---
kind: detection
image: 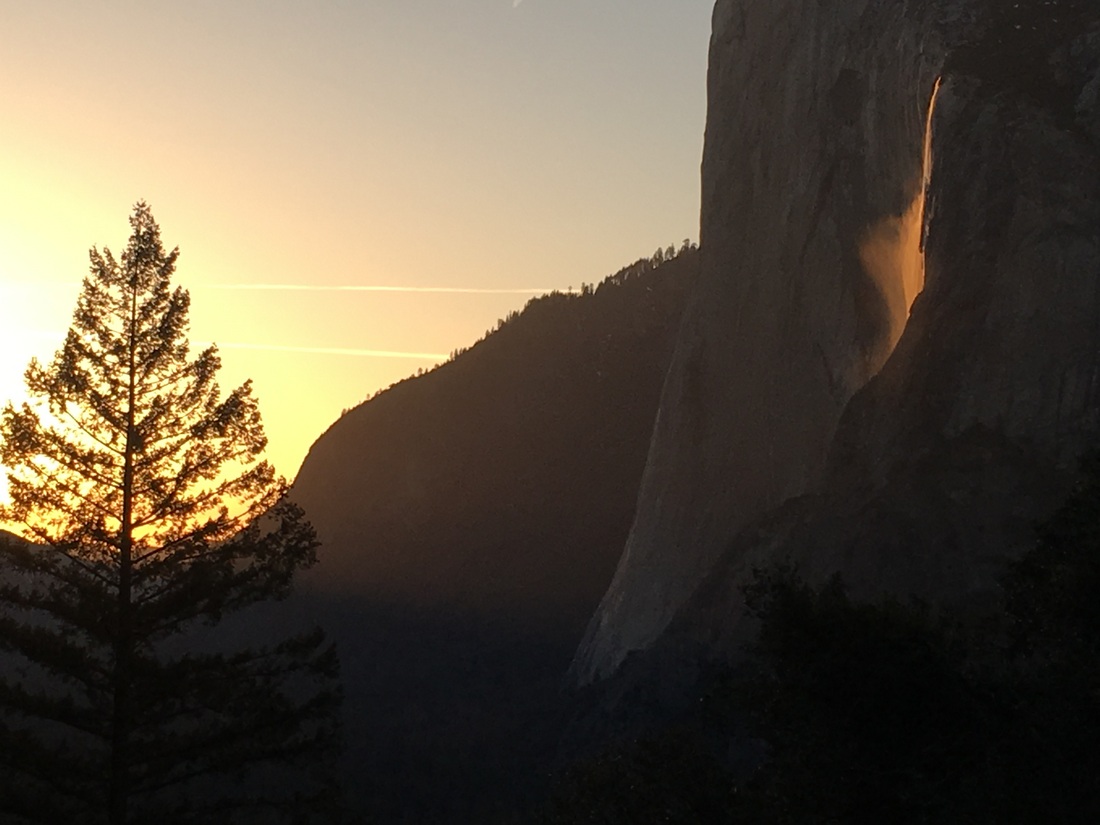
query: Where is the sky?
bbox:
[0,0,713,482]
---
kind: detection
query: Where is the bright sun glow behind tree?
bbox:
[0,1,713,485]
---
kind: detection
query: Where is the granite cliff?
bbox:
[574,0,1100,683]
[572,0,944,683]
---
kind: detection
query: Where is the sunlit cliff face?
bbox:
[859,78,942,354]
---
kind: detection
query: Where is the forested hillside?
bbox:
[294,245,695,634]
[289,245,697,821]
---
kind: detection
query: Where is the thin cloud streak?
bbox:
[206,341,447,361]
[4,280,559,296]
[14,330,446,362]
[199,284,556,295]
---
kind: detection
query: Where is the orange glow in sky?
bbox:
[0,2,711,482]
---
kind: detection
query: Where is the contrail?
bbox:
[4,280,560,296]
[206,342,447,361]
[13,330,447,362]
[7,328,447,362]
[199,284,554,295]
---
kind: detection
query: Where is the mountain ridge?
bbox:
[288,246,697,820]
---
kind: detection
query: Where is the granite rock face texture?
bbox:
[577,2,1100,682]
[571,0,943,684]
[835,78,1100,489]
[794,39,1100,593]
[665,35,1100,661]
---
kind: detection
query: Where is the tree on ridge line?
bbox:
[0,202,342,823]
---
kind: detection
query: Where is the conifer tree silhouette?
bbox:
[0,202,341,824]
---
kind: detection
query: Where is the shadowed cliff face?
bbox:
[576,2,1100,686]
[798,46,1100,589]
[571,0,943,684]
[660,25,1100,666]
[835,73,1100,488]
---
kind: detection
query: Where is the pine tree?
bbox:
[0,202,342,823]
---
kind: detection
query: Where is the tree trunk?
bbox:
[109,285,139,825]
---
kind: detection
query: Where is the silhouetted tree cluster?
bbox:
[351,240,699,409]
[538,451,1100,823]
[0,203,342,824]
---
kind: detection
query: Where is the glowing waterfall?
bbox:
[859,77,942,350]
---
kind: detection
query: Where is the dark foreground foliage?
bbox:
[0,204,343,824]
[537,454,1100,824]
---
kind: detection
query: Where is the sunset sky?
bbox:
[0,1,712,481]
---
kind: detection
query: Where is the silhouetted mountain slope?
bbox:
[288,248,696,821]
[293,247,696,637]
